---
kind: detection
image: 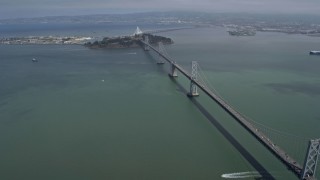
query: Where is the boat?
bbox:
[32,58,38,62]
[309,51,320,55]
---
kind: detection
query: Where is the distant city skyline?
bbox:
[1,0,320,19]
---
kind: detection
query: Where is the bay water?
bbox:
[0,23,320,179]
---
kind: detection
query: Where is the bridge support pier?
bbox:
[169,63,178,77]
[157,54,165,64]
[187,61,199,97]
[301,139,320,180]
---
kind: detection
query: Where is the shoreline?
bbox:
[0,36,92,45]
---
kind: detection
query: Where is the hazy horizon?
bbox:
[1,0,320,19]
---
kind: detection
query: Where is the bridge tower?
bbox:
[133,26,143,36]
[143,35,150,51]
[157,42,165,64]
[187,61,199,97]
[301,139,320,180]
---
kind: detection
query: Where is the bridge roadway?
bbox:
[144,27,195,34]
[140,40,305,178]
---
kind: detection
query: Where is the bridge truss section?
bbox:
[302,139,320,180]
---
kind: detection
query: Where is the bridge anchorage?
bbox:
[140,36,320,180]
[169,62,178,77]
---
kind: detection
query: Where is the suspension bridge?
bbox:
[133,26,194,36]
[135,28,320,180]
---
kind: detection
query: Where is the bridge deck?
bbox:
[140,40,304,178]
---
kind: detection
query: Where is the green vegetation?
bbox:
[84,34,173,49]
[227,27,256,36]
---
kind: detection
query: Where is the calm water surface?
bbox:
[0,24,319,179]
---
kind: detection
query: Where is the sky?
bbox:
[1,0,320,19]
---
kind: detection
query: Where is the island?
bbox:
[226,25,256,36]
[227,27,256,36]
[84,34,173,49]
[0,33,173,48]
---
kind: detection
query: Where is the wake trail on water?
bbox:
[221,171,262,179]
